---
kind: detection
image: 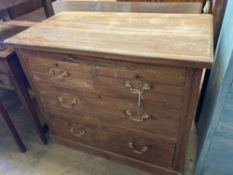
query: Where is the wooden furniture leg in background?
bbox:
[15,85,48,144]
[196,0,227,122]
[41,0,54,17]
[212,0,227,49]
[1,23,48,145]
[0,101,26,152]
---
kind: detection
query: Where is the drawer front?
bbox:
[0,60,9,74]
[39,84,181,141]
[50,117,175,167]
[25,52,186,100]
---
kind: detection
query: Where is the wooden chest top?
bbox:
[5,12,213,68]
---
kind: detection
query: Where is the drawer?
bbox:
[0,60,9,74]
[0,73,13,88]
[51,118,175,167]
[33,71,185,103]
[38,82,183,110]
[40,85,181,141]
[26,52,186,99]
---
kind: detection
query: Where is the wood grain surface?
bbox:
[6,12,213,68]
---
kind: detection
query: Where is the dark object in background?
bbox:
[195,0,227,122]
[0,100,26,152]
[0,0,54,20]
[0,46,47,145]
[212,0,227,48]
[6,0,43,19]
[0,0,54,147]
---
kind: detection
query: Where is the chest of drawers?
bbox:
[5,12,213,174]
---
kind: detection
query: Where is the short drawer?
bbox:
[40,84,181,141]
[25,52,186,99]
[51,118,175,167]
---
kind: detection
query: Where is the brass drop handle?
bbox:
[124,81,151,106]
[48,67,70,80]
[124,81,151,92]
[58,96,77,109]
[128,142,149,154]
[70,127,86,138]
[125,110,151,122]
[125,80,132,88]
[142,83,151,91]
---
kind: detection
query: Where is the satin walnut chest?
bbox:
[6,12,213,175]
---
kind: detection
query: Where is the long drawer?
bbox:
[39,84,181,141]
[50,117,175,167]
